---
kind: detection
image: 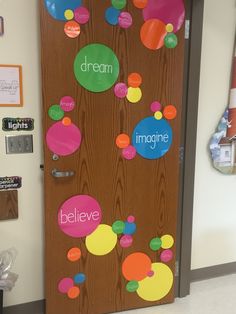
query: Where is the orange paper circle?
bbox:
[128,73,142,88]
[67,247,81,262]
[64,21,81,39]
[122,252,152,281]
[163,105,177,120]
[116,134,130,148]
[67,286,80,299]
[133,0,148,9]
[140,19,167,50]
[62,117,72,126]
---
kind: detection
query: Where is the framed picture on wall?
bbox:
[0,65,23,107]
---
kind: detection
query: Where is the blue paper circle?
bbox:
[44,0,82,21]
[74,273,86,284]
[105,7,120,25]
[123,222,136,235]
[132,117,173,160]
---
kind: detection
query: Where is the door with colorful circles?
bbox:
[40,0,187,313]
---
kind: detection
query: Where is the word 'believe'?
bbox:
[60,208,100,224]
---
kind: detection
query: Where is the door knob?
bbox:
[51,168,75,178]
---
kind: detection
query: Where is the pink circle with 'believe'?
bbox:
[114,83,128,98]
[160,249,173,262]
[74,7,90,24]
[120,235,133,248]
[58,278,74,294]
[60,96,75,112]
[58,195,102,238]
[46,121,82,156]
[122,145,137,160]
[118,12,133,29]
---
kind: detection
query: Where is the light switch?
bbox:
[5,135,33,154]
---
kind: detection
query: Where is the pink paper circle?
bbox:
[118,12,133,29]
[114,83,128,98]
[143,0,185,33]
[46,122,82,156]
[147,270,154,277]
[122,145,137,160]
[150,101,162,113]
[160,249,173,262]
[120,235,133,248]
[58,195,102,238]
[60,96,75,112]
[74,6,90,24]
[58,278,74,294]
[127,215,135,223]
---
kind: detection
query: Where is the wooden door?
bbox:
[40,1,186,313]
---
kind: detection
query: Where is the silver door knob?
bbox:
[51,168,75,178]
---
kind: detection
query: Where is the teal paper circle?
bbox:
[74,44,120,93]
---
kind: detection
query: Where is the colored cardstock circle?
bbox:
[122,252,152,281]
[116,133,130,148]
[154,111,163,120]
[67,247,81,262]
[140,19,167,50]
[164,33,178,48]
[60,96,75,112]
[118,12,133,29]
[74,44,120,92]
[105,7,120,26]
[44,0,82,21]
[112,220,125,234]
[114,83,128,98]
[85,224,117,256]
[161,234,174,249]
[126,280,139,292]
[142,0,185,33]
[127,87,142,103]
[48,104,64,121]
[128,73,142,88]
[64,9,74,20]
[122,145,137,160]
[64,21,81,38]
[58,195,102,238]
[74,273,86,284]
[120,235,133,248]
[58,278,74,294]
[46,121,82,156]
[133,0,148,9]
[150,101,162,113]
[112,0,127,10]
[160,249,173,263]
[67,286,80,299]
[149,237,162,251]
[163,105,177,120]
[132,117,173,160]
[74,6,90,24]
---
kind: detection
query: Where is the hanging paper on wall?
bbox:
[0,177,22,190]
[2,118,34,131]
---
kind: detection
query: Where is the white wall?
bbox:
[0,0,43,306]
[192,0,236,269]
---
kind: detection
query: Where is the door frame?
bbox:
[177,0,205,298]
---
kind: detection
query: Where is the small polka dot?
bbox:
[126,87,142,103]
[154,111,163,120]
[67,286,80,299]
[166,23,174,33]
[62,117,72,126]
[64,9,74,20]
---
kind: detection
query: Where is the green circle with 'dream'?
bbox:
[74,44,120,93]
[48,104,64,121]
[150,237,162,251]
[126,280,139,292]
[112,220,125,234]
[112,0,127,9]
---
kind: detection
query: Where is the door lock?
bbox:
[51,169,75,178]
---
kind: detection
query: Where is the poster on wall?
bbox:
[0,65,23,107]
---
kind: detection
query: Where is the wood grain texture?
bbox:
[0,190,18,220]
[40,1,186,313]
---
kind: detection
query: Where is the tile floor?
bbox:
[116,274,236,314]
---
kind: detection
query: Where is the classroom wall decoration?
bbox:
[41,1,186,313]
[210,40,236,174]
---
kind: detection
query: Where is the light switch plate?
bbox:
[5,135,33,154]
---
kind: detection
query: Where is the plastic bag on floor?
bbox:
[0,248,18,291]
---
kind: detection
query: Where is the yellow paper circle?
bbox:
[154,111,163,120]
[126,87,142,103]
[161,234,174,249]
[64,9,74,20]
[85,224,117,256]
[137,263,173,301]
[166,23,174,33]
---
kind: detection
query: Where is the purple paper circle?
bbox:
[58,278,74,294]
[74,6,90,24]
[147,270,154,277]
[58,195,102,238]
[114,83,128,98]
[127,215,135,223]
[122,145,137,160]
[46,122,82,156]
[143,0,185,33]
[60,96,75,112]
[150,101,162,113]
[118,12,133,29]
[160,249,173,262]
[120,235,133,248]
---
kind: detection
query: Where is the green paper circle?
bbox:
[164,33,178,49]
[112,220,125,234]
[126,281,139,293]
[112,0,127,9]
[74,44,120,93]
[48,104,64,121]
[149,237,162,251]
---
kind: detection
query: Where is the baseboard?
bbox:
[3,262,236,314]
[191,261,236,282]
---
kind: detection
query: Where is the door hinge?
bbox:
[175,261,179,277]
[179,146,185,164]
[185,20,190,39]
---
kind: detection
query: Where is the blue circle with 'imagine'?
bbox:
[132,117,173,160]
[44,0,82,21]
